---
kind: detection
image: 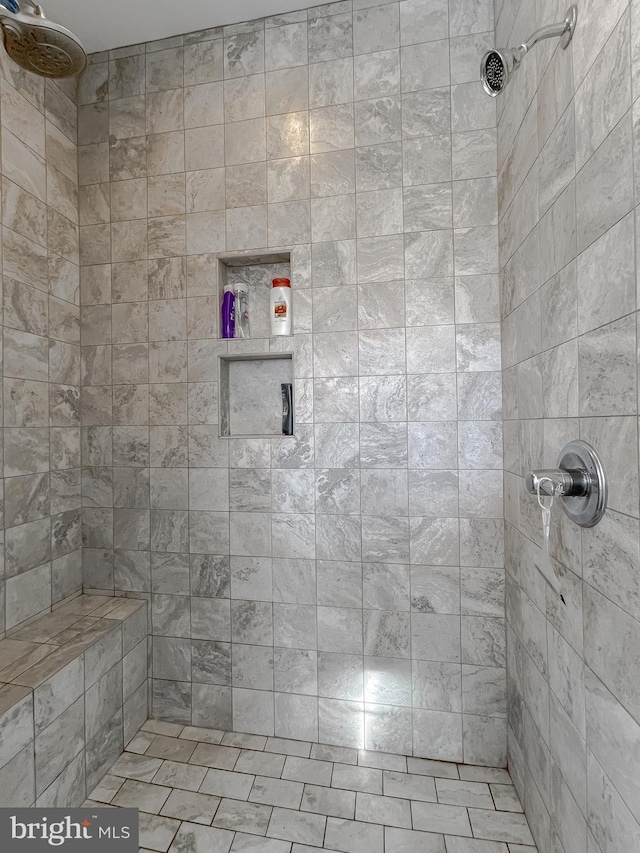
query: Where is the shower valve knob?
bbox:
[525,469,588,498]
[525,440,607,528]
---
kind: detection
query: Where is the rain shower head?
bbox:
[481,5,577,97]
[0,1,87,78]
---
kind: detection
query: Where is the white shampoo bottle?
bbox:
[270,277,292,336]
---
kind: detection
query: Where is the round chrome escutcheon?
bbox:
[557,440,607,528]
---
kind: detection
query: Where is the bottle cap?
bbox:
[223,284,235,293]
[234,283,249,294]
[272,278,291,287]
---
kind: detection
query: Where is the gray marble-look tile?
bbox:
[363,610,410,660]
[577,210,636,335]
[575,10,632,170]
[355,142,403,193]
[578,314,636,416]
[404,136,452,187]
[360,423,407,469]
[576,111,634,253]
[308,11,352,63]
[412,658,462,714]
[587,747,640,853]
[357,235,405,283]
[317,651,363,703]
[357,188,403,238]
[359,375,405,423]
[401,40,450,93]
[353,48,399,102]
[402,89,451,141]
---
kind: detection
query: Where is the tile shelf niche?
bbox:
[217,250,291,342]
[219,352,294,439]
[216,251,295,439]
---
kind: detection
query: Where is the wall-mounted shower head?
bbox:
[481,47,526,96]
[481,5,578,97]
[0,1,87,78]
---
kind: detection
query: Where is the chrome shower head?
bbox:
[481,47,525,96]
[0,1,87,78]
[481,5,578,97]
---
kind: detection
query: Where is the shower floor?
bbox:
[87,721,537,852]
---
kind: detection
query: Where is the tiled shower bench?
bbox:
[0,594,149,808]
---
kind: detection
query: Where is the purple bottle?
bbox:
[221,284,235,339]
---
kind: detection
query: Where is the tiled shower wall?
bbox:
[0,56,81,635]
[497,0,640,850]
[77,0,505,763]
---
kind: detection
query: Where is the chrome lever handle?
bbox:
[525,468,589,498]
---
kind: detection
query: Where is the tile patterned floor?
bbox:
[87,721,537,853]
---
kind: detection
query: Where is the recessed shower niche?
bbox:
[217,251,295,438]
[219,353,294,438]
[218,251,291,340]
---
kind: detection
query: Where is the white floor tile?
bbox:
[235,750,286,778]
[458,766,511,784]
[147,735,198,763]
[489,784,523,812]
[282,755,333,786]
[355,791,412,828]
[468,809,535,845]
[112,779,171,814]
[324,817,384,853]
[266,737,312,757]
[126,731,156,754]
[138,812,180,852]
[142,720,184,738]
[436,778,494,809]
[385,826,446,853]
[383,770,437,802]
[189,743,241,771]
[358,748,407,772]
[153,760,208,792]
[310,743,358,764]
[160,788,220,824]
[231,833,291,853]
[111,752,163,782]
[250,775,305,809]
[89,773,125,803]
[301,782,355,819]
[411,801,473,837]
[100,724,538,853]
[331,762,382,794]
[445,835,507,853]
[167,822,233,853]
[267,806,326,846]
[213,798,273,835]
[179,726,226,745]
[222,732,268,750]
[445,838,508,853]
[407,757,459,779]
[292,846,340,853]
[200,768,256,800]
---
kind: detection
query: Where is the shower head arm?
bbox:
[521,5,578,52]
[522,22,568,51]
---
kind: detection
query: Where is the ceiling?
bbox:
[43,0,314,53]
